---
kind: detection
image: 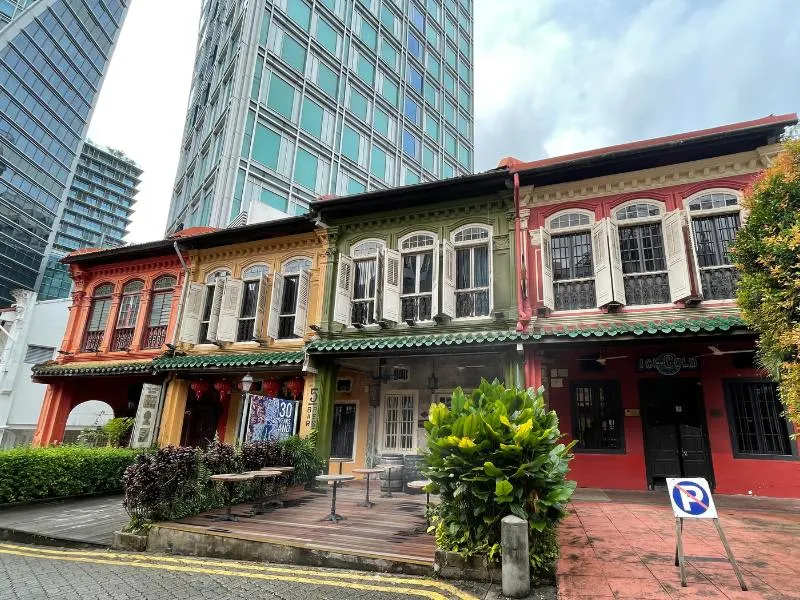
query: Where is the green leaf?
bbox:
[495,479,513,497]
[483,461,503,478]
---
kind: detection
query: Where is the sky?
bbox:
[88,0,800,244]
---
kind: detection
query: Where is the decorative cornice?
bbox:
[194,233,323,263]
[521,149,768,208]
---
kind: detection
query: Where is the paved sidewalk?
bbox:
[558,490,800,599]
[0,495,127,547]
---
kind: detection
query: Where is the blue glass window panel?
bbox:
[405,169,420,185]
[444,130,456,155]
[300,98,324,138]
[458,141,471,168]
[374,107,391,138]
[281,35,307,72]
[380,38,398,70]
[404,96,421,125]
[408,33,423,60]
[380,4,396,35]
[458,112,470,137]
[444,71,455,94]
[381,76,399,106]
[260,189,289,212]
[350,87,369,120]
[267,74,295,119]
[287,0,312,30]
[358,16,377,50]
[408,67,423,93]
[370,145,387,179]
[425,115,439,141]
[341,126,361,161]
[403,130,420,160]
[356,54,375,85]
[252,124,281,169]
[294,148,319,190]
[446,44,457,68]
[316,17,339,55]
[458,86,470,110]
[347,177,366,195]
[318,62,339,98]
[410,3,425,30]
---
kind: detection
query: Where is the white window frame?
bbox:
[350,238,385,326]
[683,189,743,301]
[380,389,419,453]
[544,209,597,311]
[198,268,231,343]
[398,231,438,322]
[236,264,269,342]
[277,257,313,340]
[451,224,493,320]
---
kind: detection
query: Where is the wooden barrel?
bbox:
[378,453,404,492]
[403,454,426,493]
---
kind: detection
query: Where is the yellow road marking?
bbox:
[0,544,479,600]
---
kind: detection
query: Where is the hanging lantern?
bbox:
[213,378,232,400]
[286,375,304,399]
[263,377,281,398]
[189,380,209,401]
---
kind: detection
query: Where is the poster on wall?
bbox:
[245,395,299,442]
[131,383,162,448]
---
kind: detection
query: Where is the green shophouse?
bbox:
[306,172,531,477]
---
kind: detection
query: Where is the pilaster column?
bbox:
[158,379,190,446]
[312,361,339,462]
[131,289,153,351]
[33,383,73,446]
[61,290,85,353]
[99,292,122,353]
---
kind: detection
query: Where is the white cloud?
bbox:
[87,0,200,244]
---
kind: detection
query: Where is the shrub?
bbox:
[0,446,140,504]
[122,435,324,532]
[102,417,134,447]
[424,379,575,583]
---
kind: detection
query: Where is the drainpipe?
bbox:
[170,241,190,346]
[513,173,532,331]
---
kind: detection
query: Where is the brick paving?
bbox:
[557,491,800,599]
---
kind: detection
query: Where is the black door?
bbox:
[181,392,221,448]
[330,404,357,459]
[640,379,713,488]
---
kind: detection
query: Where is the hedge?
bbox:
[0,446,141,504]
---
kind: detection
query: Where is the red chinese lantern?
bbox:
[263,377,281,398]
[190,380,209,401]
[286,375,304,399]
[213,379,232,400]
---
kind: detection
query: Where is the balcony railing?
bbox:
[142,324,168,349]
[81,330,104,352]
[554,279,596,310]
[623,272,671,306]
[700,266,738,300]
[456,290,490,318]
[351,300,375,326]
[401,295,432,322]
[111,327,135,351]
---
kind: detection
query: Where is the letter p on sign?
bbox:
[666,477,717,519]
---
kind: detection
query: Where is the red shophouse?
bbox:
[30,230,210,446]
[508,114,800,497]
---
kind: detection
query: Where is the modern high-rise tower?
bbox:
[39,140,142,300]
[0,0,130,305]
[166,0,475,232]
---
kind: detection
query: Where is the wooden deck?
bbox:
[161,482,436,566]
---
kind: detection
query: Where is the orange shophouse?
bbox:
[507,114,800,498]
[30,229,212,446]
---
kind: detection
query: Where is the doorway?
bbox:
[330,403,357,459]
[639,379,714,489]
[181,392,221,448]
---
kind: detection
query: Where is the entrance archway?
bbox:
[65,400,114,444]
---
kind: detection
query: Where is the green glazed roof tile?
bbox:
[32,359,155,377]
[538,315,745,339]
[153,351,304,370]
[307,330,539,353]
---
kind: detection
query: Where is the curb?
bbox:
[0,527,109,550]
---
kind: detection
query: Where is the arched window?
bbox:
[200,269,231,342]
[277,257,313,339]
[237,265,270,342]
[545,210,596,310]
[82,284,113,351]
[452,225,492,318]
[350,239,385,325]
[112,280,144,350]
[399,232,436,321]
[685,190,742,300]
[612,201,670,305]
[143,276,176,349]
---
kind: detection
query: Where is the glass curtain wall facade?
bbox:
[39,141,141,300]
[167,0,474,233]
[0,0,129,305]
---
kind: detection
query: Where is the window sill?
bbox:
[452,315,493,322]
[731,452,798,461]
[228,341,260,349]
[572,448,627,455]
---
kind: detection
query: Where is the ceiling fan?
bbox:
[705,345,755,356]
[578,354,628,366]
[456,364,485,371]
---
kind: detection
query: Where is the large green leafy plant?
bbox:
[732,136,800,427]
[424,379,575,581]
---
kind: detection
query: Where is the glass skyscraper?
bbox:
[166,0,474,232]
[0,0,129,305]
[39,140,141,300]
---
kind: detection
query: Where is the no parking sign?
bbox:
[666,478,717,519]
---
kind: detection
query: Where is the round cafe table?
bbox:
[315,474,354,522]
[245,470,281,514]
[407,479,433,506]
[261,466,294,508]
[351,468,383,508]
[209,473,254,521]
[329,457,348,474]
[375,463,399,498]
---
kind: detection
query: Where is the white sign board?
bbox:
[667,477,717,519]
[130,383,162,448]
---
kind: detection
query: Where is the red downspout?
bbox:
[513,173,532,331]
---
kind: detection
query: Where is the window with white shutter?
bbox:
[275,257,313,338]
[347,239,384,326]
[235,264,269,341]
[399,232,437,322]
[452,225,492,318]
[144,276,176,349]
[613,201,669,305]
[685,190,742,300]
[198,270,231,342]
[382,249,401,322]
[24,345,55,364]
[112,280,144,351]
[82,283,114,351]
[546,211,596,310]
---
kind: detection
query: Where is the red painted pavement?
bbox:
[558,490,800,599]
